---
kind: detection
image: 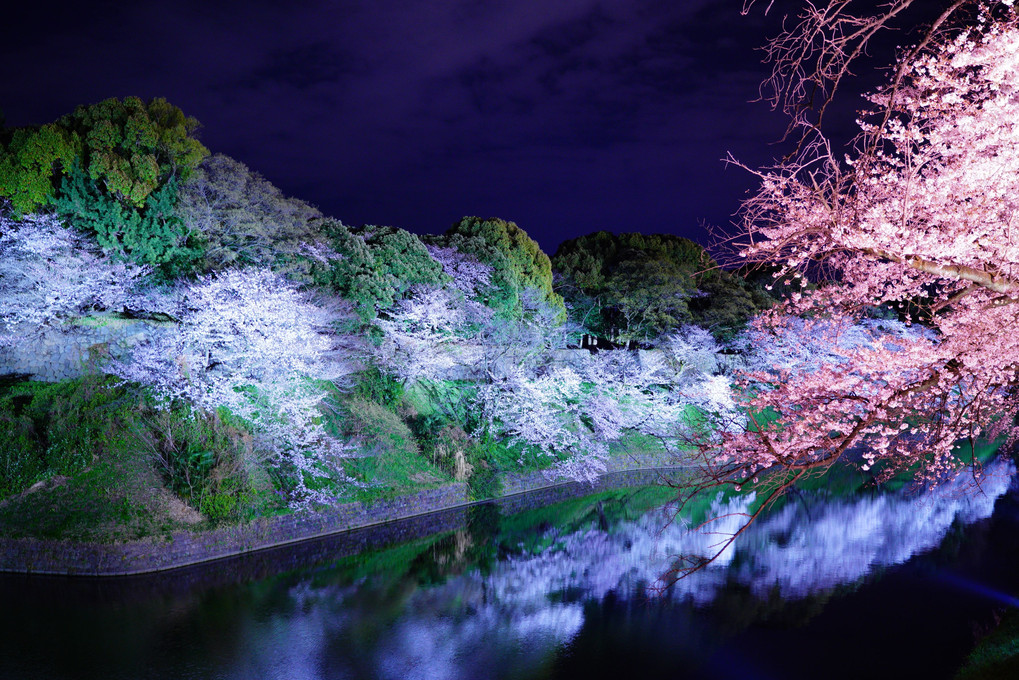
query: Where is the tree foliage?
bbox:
[0,97,207,216]
[360,225,445,299]
[433,216,564,319]
[311,220,445,320]
[59,96,207,207]
[552,231,761,342]
[0,124,78,216]
[688,271,769,341]
[0,98,208,276]
[52,161,199,274]
[177,153,323,274]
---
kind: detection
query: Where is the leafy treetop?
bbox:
[433,216,565,319]
[311,220,445,320]
[0,97,207,216]
[0,124,78,216]
[59,97,207,206]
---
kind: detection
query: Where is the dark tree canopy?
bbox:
[553,232,704,342]
[553,231,769,342]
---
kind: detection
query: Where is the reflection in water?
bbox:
[0,461,1014,680]
[728,462,1013,599]
[226,460,1014,679]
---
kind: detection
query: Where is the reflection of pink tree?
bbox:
[682,2,1019,573]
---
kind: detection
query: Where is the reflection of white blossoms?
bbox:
[231,460,1013,680]
[376,459,1013,678]
[730,459,1014,598]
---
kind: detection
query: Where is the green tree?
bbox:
[553,231,772,342]
[52,161,200,275]
[0,97,207,218]
[688,271,767,341]
[554,231,707,288]
[60,96,207,207]
[432,216,564,318]
[553,231,709,342]
[0,124,79,216]
[357,224,445,298]
[311,220,444,320]
[608,256,696,342]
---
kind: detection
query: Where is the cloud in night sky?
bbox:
[1,0,807,252]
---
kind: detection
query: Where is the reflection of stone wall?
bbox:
[0,468,686,577]
[0,319,162,381]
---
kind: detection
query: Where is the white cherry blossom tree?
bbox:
[111,268,361,505]
[0,214,148,343]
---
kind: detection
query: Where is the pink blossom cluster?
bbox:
[726,12,1019,487]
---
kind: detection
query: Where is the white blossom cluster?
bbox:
[426,245,493,297]
[374,276,741,482]
[0,214,148,344]
[109,268,361,505]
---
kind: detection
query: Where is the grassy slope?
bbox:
[0,377,198,541]
[1,367,1004,544]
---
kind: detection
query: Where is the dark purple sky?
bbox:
[1,1,901,254]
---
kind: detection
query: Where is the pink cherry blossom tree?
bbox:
[681,1,1019,572]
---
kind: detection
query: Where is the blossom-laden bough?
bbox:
[679,0,1019,577]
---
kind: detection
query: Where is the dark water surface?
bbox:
[2,461,1019,680]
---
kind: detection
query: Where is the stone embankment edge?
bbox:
[0,462,690,578]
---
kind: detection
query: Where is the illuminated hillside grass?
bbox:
[0,376,284,540]
[0,377,192,541]
[5,366,968,542]
[0,372,682,540]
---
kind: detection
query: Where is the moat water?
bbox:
[2,459,1018,680]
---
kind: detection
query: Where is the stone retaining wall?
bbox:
[0,317,162,382]
[0,466,685,577]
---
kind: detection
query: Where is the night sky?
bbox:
[1,1,911,254]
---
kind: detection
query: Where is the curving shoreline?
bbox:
[0,462,687,577]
